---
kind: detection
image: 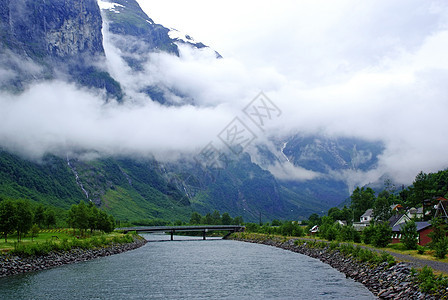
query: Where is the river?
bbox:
[0,234,375,299]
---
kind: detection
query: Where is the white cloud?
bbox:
[1,0,448,188]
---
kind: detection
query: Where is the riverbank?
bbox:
[229,233,444,299]
[0,236,147,278]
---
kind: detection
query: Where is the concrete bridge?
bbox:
[117,225,245,240]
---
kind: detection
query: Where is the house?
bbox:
[391,221,433,246]
[388,213,410,228]
[360,209,373,223]
[309,225,319,235]
[407,207,424,219]
[335,220,347,226]
[353,209,374,231]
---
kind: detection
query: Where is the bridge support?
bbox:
[203,230,206,240]
[171,231,174,241]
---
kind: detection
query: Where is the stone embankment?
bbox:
[0,238,147,278]
[232,236,439,300]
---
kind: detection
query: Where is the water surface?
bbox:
[0,234,374,299]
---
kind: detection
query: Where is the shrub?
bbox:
[434,237,448,259]
[400,220,418,250]
[329,241,339,250]
[325,226,338,241]
[418,266,435,293]
[417,245,426,255]
[362,225,375,244]
[372,223,392,248]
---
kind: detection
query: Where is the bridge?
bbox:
[117,225,245,240]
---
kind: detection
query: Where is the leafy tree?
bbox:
[307,214,321,226]
[221,212,232,225]
[87,202,99,233]
[372,223,392,248]
[328,207,342,221]
[271,219,282,226]
[201,213,213,225]
[435,237,448,259]
[30,224,40,241]
[325,225,339,241]
[400,220,418,250]
[410,171,431,209]
[190,212,202,225]
[350,187,376,221]
[428,218,447,249]
[0,199,17,243]
[15,199,33,242]
[232,216,243,225]
[211,210,221,225]
[338,225,359,242]
[44,209,57,229]
[33,204,45,228]
[373,196,392,222]
[67,201,90,236]
[362,225,375,244]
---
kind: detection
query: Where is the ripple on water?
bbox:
[0,235,375,299]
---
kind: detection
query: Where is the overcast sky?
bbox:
[136,0,448,184]
[1,0,448,187]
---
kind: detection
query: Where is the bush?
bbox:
[401,220,418,250]
[325,226,338,241]
[417,245,426,255]
[362,225,375,244]
[338,226,357,242]
[434,237,448,259]
[372,223,392,248]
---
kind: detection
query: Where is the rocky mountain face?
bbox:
[0,0,385,222]
[0,0,121,97]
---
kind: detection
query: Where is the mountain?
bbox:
[0,0,387,222]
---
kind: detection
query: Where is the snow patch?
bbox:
[169,28,198,44]
[97,0,124,13]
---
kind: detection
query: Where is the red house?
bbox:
[391,221,432,246]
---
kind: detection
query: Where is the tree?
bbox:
[88,203,99,233]
[30,224,40,241]
[411,171,431,209]
[15,199,33,242]
[373,196,392,222]
[211,210,221,225]
[44,209,57,229]
[33,204,45,228]
[328,207,342,221]
[221,213,232,225]
[401,220,418,250]
[232,216,243,225]
[350,187,376,221]
[67,201,90,236]
[190,212,202,225]
[372,223,392,248]
[0,199,17,243]
[428,218,446,249]
[307,213,321,226]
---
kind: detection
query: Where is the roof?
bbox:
[388,214,402,227]
[361,209,373,218]
[392,221,431,233]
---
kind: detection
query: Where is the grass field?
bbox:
[0,229,127,253]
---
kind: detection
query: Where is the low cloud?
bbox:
[1,1,448,187]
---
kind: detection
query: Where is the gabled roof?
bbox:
[392,221,431,233]
[388,213,410,227]
[361,209,373,218]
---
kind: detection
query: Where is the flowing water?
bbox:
[0,235,375,299]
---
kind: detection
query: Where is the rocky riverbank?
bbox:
[230,235,440,300]
[0,237,147,278]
